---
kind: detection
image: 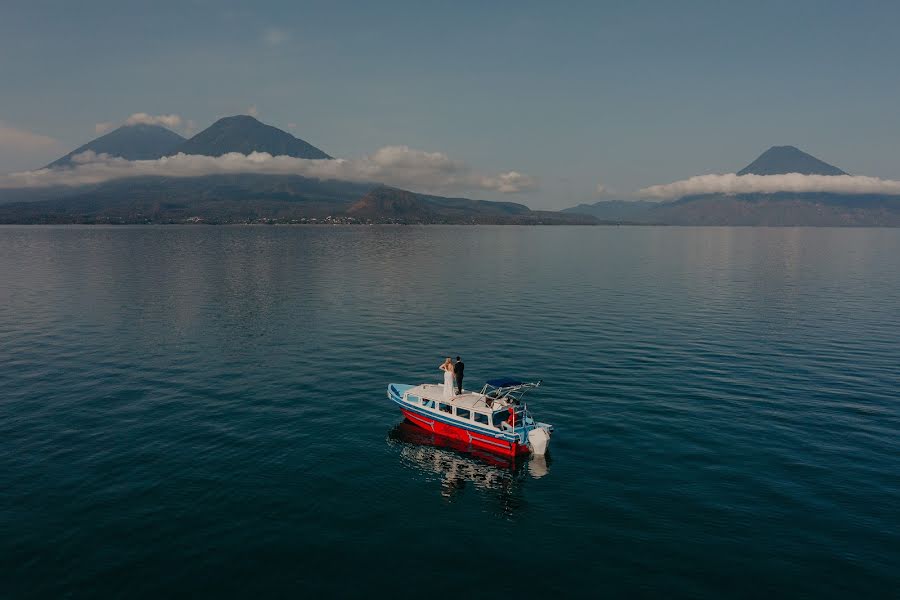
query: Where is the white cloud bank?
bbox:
[124,113,183,129]
[95,121,116,135]
[0,122,62,152]
[95,113,185,136]
[640,173,900,199]
[0,121,65,173]
[0,145,538,195]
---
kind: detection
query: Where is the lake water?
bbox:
[1,225,898,598]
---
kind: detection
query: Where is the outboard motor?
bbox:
[527,426,551,456]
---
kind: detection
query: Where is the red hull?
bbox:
[401,408,530,457]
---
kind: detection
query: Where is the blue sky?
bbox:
[2,0,900,208]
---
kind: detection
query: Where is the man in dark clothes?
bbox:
[454,356,465,395]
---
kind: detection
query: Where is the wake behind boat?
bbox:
[387,378,553,457]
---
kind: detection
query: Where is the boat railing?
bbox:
[478,379,542,404]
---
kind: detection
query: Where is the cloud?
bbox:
[124,113,183,129]
[362,146,536,193]
[478,171,536,193]
[246,105,259,118]
[0,121,65,174]
[94,113,186,136]
[287,122,297,130]
[639,173,900,199]
[0,146,538,195]
[262,28,290,46]
[95,122,115,135]
[595,183,607,196]
[0,122,62,152]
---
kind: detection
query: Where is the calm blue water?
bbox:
[1,225,898,598]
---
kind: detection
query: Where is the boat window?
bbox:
[439,403,452,413]
[493,411,518,428]
[429,400,435,408]
[474,413,489,425]
[407,395,419,404]
[456,408,470,419]
[421,397,429,406]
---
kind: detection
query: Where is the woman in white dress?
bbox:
[439,357,455,399]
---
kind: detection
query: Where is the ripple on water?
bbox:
[0,225,898,598]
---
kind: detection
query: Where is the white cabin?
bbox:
[402,383,531,432]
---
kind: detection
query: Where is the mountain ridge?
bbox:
[175,115,331,159]
[0,176,595,224]
[737,145,846,176]
[561,199,659,222]
[2,115,588,224]
[47,124,185,168]
[639,146,898,225]
[18,129,900,226]
[559,145,899,226]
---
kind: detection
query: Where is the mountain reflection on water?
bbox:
[387,421,549,510]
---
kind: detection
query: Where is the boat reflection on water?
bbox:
[387,421,550,510]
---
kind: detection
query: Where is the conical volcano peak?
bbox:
[215,114,263,125]
[46,123,185,168]
[175,115,331,159]
[738,145,846,176]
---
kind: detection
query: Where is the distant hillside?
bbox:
[640,145,899,226]
[0,177,595,224]
[348,187,426,218]
[648,192,900,226]
[346,185,530,221]
[176,115,331,159]
[558,146,900,226]
[344,186,586,224]
[737,145,846,176]
[644,146,900,225]
[561,200,657,222]
[30,125,895,226]
[47,124,185,168]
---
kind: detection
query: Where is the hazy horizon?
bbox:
[3,1,900,209]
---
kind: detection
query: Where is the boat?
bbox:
[387,377,553,457]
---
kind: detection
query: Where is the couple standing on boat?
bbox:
[439,356,465,399]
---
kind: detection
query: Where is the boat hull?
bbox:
[400,407,530,457]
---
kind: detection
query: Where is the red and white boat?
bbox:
[387,378,553,457]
